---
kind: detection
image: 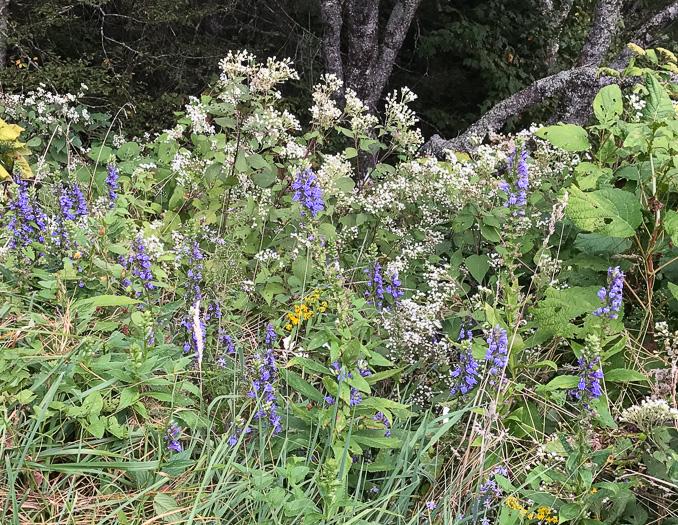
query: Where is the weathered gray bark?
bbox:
[552,0,622,125]
[0,0,9,68]
[422,66,598,156]
[540,0,575,73]
[422,0,678,156]
[318,0,423,110]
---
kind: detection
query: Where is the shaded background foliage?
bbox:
[1,0,678,137]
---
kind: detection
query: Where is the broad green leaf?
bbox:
[153,493,180,523]
[540,375,580,391]
[465,254,489,283]
[261,282,286,305]
[565,186,642,238]
[118,387,139,410]
[116,141,140,160]
[76,295,141,308]
[536,124,590,151]
[668,282,678,302]
[593,84,623,127]
[663,210,678,245]
[531,286,599,337]
[351,433,403,449]
[642,74,674,121]
[604,368,648,382]
[558,503,583,522]
[287,357,331,375]
[573,233,631,255]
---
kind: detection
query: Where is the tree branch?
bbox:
[573,0,622,68]
[610,0,678,71]
[421,66,598,156]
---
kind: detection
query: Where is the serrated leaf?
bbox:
[565,186,642,238]
[664,210,678,245]
[531,286,599,337]
[593,84,623,127]
[153,493,180,522]
[642,74,675,122]
[536,124,590,151]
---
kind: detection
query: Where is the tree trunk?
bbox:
[318,0,423,110]
[0,0,9,68]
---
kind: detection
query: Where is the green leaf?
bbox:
[75,295,141,310]
[287,357,331,375]
[345,147,358,159]
[642,74,675,121]
[668,282,678,302]
[116,142,140,160]
[292,256,312,283]
[573,233,631,255]
[261,282,286,305]
[281,370,325,403]
[87,145,113,163]
[334,177,355,193]
[351,433,403,449]
[540,375,580,391]
[536,124,590,152]
[465,254,490,283]
[558,503,582,523]
[604,368,648,382]
[531,286,599,337]
[153,493,180,523]
[664,210,678,245]
[593,84,623,127]
[565,186,642,238]
[118,387,138,410]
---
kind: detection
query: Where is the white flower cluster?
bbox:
[317,152,353,195]
[171,149,209,191]
[620,397,678,433]
[627,94,647,122]
[311,74,343,128]
[0,84,91,130]
[254,248,282,266]
[244,107,300,146]
[185,96,215,135]
[344,89,378,135]
[218,51,298,99]
[384,87,423,153]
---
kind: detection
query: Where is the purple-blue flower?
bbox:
[292,168,324,217]
[364,261,403,310]
[485,325,508,386]
[569,355,604,403]
[500,145,529,214]
[450,324,480,396]
[5,176,48,250]
[106,165,119,205]
[373,411,391,436]
[249,325,282,435]
[593,266,624,319]
[120,236,155,296]
[164,421,182,452]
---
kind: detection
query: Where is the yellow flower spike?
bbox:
[590,488,597,494]
[285,324,292,330]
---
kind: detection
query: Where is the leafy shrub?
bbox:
[1,46,678,524]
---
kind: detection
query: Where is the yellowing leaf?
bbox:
[0,123,24,141]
